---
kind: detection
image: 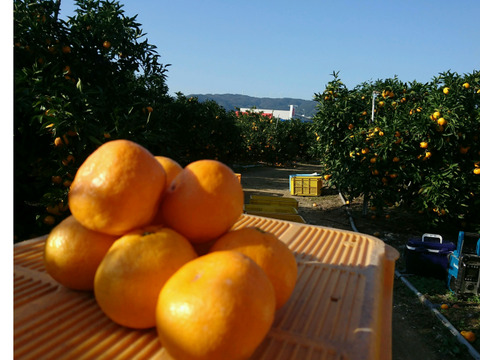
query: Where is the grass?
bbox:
[407,276,480,335]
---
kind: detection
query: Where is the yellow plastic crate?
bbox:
[244,203,298,214]
[290,176,323,196]
[249,195,299,209]
[14,215,399,360]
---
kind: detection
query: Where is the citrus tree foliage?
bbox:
[311,71,480,231]
[14,1,480,240]
[235,110,314,165]
[154,94,243,166]
[14,0,169,240]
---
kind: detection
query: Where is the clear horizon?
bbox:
[50,0,480,100]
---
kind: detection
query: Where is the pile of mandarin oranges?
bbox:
[43,139,298,360]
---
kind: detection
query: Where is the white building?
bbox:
[239,105,297,120]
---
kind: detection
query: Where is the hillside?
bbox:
[187,93,318,118]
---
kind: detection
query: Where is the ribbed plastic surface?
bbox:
[14,214,399,360]
[243,212,307,224]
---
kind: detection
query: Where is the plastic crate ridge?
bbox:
[15,215,399,360]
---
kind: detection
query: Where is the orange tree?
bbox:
[154,94,242,166]
[14,0,170,241]
[234,109,314,165]
[311,71,480,231]
[413,71,480,228]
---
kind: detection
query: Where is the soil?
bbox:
[234,161,476,360]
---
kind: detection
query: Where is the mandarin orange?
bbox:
[150,156,184,225]
[210,226,298,309]
[154,156,183,190]
[68,139,166,235]
[156,250,275,360]
[94,226,197,329]
[44,215,118,290]
[159,159,243,243]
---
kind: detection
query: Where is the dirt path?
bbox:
[239,163,353,231]
[236,162,467,360]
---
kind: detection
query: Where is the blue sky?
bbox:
[57,0,479,100]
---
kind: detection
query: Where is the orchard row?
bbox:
[14,0,479,241]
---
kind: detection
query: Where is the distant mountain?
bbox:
[187,93,318,118]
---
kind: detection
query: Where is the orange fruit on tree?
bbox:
[210,226,298,309]
[51,175,62,184]
[46,204,61,215]
[156,250,275,360]
[437,117,447,126]
[94,226,197,329]
[54,137,64,148]
[62,154,75,166]
[68,139,166,235]
[159,159,244,243]
[43,215,56,226]
[44,215,118,291]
